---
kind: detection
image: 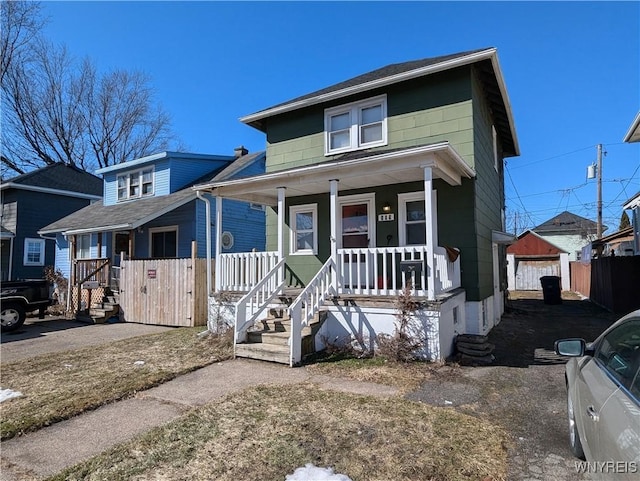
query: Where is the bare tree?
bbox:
[1,2,177,175]
[0,0,46,84]
[80,61,173,169]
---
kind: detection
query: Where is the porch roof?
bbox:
[38,189,196,236]
[193,142,474,206]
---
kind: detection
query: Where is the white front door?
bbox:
[338,194,375,288]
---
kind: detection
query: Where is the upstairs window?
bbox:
[325,95,387,155]
[117,168,154,201]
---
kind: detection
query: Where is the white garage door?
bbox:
[515,259,560,290]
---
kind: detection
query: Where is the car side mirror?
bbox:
[554,338,586,357]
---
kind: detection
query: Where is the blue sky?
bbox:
[40,1,639,234]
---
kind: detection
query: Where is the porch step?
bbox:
[247,330,290,346]
[235,343,290,364]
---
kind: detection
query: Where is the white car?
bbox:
[555,309,640,480]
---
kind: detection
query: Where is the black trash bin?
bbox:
[540,276,562,304]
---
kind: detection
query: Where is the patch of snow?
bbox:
[285,464,352,481]
[444,400,453,405]
[0,388,23,403]
[133,360,145,366]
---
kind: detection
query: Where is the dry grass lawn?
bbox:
[51,384,508,481]
[1,327,232,440]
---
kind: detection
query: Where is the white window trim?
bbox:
[117,167,155,202]
[324,94,387,155]
[23,238,45,266]
[76,234,92,260]
[148,225,178,258]
[337,193,376,249]
[398,192,426,246]
[289,204,318,255]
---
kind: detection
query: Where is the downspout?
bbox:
[196,191,212,299]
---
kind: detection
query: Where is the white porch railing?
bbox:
[218,251,279,291]
[234,258,285,344]
[434,246,461,294]
[289,258,336,366]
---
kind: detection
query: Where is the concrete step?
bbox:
[235,343,290,364]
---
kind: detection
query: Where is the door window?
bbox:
[341,203,369,248]
[398,192,427,246]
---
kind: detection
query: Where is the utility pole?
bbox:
[596,143,603,239]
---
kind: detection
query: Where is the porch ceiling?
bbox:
[194,142,475,206]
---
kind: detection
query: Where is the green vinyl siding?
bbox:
[265,67,474,172]
[262,65,507,301]
[469,67,506,300]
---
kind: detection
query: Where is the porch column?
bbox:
[423,167,435,299]
[277,187,286,282]
[214,196,222,292]
[329,179,339,290]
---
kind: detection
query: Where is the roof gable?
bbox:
[507,230,567,255]
[533,211,602,235]
[240,47,519,157]
[2,162,102,197]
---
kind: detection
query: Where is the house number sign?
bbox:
[147,269,157,279]
[378,213,394,222]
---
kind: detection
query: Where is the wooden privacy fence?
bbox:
[589,256,640,314]
[119,258,212,327]
[570,261,591,298]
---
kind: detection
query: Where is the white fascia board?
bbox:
[96,152,234,175]
[623,111,640,143]
[195,143,473,193]
[489,51,520,156]
[60,224,133,236]
[0,182,102,200]
[623,192,640,209]
[241,49,497,124]
[95,152,170,174]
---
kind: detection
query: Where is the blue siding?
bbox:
[221,198,266,253]
[55,235,71,279]
[102,158,171,205]
[169,158,231,191]
[134,201,198,258]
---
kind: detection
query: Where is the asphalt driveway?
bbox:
[407,291,620,481]
[1,315,173,363]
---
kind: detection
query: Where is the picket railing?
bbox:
[218,251,279,291]
[234,258,285,344]
[288,258,336,365]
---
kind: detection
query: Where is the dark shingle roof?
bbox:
[39,189,195,235]
[4,162,102,196]
[241,47,518,157]
[260,48,489,113]
[533,211,603,235]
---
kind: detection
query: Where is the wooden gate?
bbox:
[119,258,209,327]
[514,259,560,290]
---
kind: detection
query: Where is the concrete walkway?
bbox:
[0,359,399,481]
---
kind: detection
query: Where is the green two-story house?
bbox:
[196,47,519,365]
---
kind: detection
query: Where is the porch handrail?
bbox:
[235,258,285,344]
[218,251,279,291]
[288,257,336,366]
[74,258,110,286]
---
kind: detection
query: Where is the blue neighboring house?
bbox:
[1,163,103,281]
[39,147,266,293]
